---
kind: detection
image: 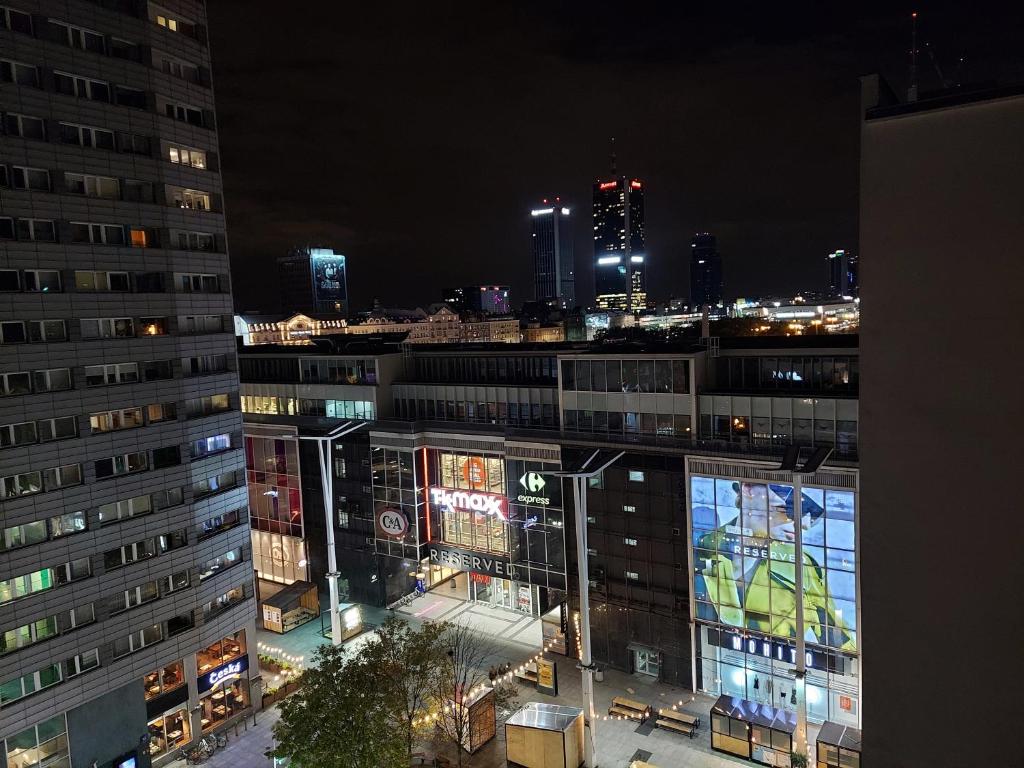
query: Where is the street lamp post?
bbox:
[778,446,833,760]
[556,450,623,768]
[298,421,369,646]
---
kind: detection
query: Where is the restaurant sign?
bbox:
[199,656,250,694]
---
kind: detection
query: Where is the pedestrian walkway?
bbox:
[392,591,543,651]
[163,707,281,768]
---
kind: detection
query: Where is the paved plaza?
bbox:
[168,590,815,767]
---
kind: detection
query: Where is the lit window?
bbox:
[130,229,148,247]
[628,470,645,482]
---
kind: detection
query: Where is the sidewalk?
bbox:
[163,707,281,768]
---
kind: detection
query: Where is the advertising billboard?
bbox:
[310,249,347,305]
[690,476,856,652]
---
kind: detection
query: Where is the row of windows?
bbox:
[0,356,228,399]
[0,56,211,127]
[0,216,222,252]
[0,415,77,448]
[394,397,557,427]
[1,604,94,657]
[414,354,558,385]
[564,409,692,436]
[713,356,858,394]
[561,358,691,394]
[0,165,215,211]
[2,109,210,168]
[1,2,203,59]
[299,357,378,385]
[0,444,189,500]
[0,608,196,706]
[0,269,221,294]
[698,415,858,456]
[0,314,228,343]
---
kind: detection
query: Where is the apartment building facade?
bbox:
[1,2,255,766]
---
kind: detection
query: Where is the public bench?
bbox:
[655,707,699,738]
[515,662,539,685]
[608,696,651,721]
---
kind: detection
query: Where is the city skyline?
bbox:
[208,3,1024,312]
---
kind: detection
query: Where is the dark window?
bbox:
[114,86,147,109]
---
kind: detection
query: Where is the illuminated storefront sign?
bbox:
[198,656,249,693]
[430,487,506,519]
[375,508,409,538]
[428,544,520,580]
[516,472,552,506]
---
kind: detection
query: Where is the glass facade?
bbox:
[246,436,302,537]
[561,358,690,393]
[714,356,858,394]
[690,472,859,726]
[147,706,190,758]
[299,357,377,384]
[414,355,557,385]
[394,397,554,427]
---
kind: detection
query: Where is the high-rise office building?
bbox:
[0,3,255,766]
[827,249,858,298]
[277,246,347,316]
[689,233,723,308]
[593,177,645,311]
[531,202,575,308]
[443,286,511,314]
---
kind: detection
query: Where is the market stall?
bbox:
[260,580,318,634]
[505,702,583,768]
[710,694,797,767]
[816,721,861,768]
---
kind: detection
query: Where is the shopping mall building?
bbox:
[238,334,861,727]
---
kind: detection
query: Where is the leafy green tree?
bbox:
[270,643,406,768]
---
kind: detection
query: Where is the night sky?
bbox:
[207,2,1023,313]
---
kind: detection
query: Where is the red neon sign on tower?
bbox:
[598,180,618,190]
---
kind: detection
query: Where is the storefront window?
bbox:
[148,707,190,757]
[196,630,246,675]
[200,677,249,732]
[143,660,185,700]
[442,507,508,554]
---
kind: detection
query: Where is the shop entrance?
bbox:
[468,572,537,616]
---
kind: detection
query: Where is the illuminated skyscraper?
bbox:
[593,177,646,310]
[827,249,858,298]
[277,246,348,315]
[530,202,575,308]
[690,233,724,308]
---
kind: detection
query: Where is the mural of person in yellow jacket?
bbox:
[693,479,856,653]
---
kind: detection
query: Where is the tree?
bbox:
[360,617,449,762]
[270,643,406,768]
[430,622,519,768]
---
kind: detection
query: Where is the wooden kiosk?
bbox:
[260,580,318,634]
[505,702,584,768]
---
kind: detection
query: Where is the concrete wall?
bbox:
[859,87,1024,767]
